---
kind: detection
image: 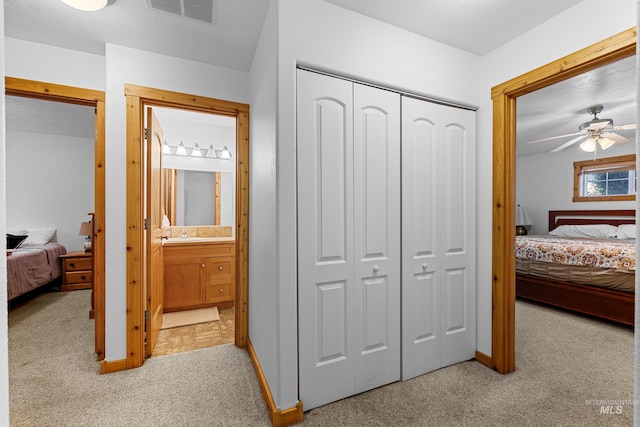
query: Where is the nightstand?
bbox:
[60,251,93,292]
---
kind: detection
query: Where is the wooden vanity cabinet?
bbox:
[163,241,235,312]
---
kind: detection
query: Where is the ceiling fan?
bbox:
[528,105,636,153]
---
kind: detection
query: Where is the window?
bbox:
[573,154,636,202]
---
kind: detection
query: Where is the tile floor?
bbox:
[152,305,235,357]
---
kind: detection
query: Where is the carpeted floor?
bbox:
[8,290,634,426]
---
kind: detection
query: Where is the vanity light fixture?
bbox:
[206,144,218,158]
[220,145,232,160]
[163,140,172,155]
[59,0,107,11]
[191,143,203,157]
[175,142,188,156]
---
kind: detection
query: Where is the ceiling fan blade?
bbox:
[602,132,630,145]
[529,131,583,144]
[550,134,588,153]
[613,123,636,131]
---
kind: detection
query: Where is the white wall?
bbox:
[261,0,482,410]
[104,44,249,360]
[6,131,94,251]
[248,0,279,407]
[476,0,637,355]
[517,143,636,235]
[5,38,105,90]
[0,2,8,423]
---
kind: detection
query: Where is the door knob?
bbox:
[422,263,428,270]
[373,265,380,273]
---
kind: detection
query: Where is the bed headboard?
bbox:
[548,210,635,232]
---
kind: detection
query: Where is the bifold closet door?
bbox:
[401,96,476,381]
[297,69,400,410]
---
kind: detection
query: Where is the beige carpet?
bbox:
[161,306,219,329]
[8,290,634,426]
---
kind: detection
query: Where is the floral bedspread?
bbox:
[515,235,635,271]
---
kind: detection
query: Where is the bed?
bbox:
[6,227,67,301]
[515,210,635,326]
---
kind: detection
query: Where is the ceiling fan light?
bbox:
[597,137,615,150]
[580,138,596,152]
[59,0,107,11]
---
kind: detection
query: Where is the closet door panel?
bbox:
[440,108,476,367]
[297,69,355,410]
[353,83,401,393]
[401,96,441,380]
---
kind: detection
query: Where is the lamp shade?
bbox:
[515,205,532,228]
[78,221,93,237]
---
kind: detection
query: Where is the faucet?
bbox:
[181,227,188,238]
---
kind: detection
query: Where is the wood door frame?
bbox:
[124,84,249,369]
[5,77,106,360]
[490,27,636,373]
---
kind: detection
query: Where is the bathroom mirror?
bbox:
[163,168,234,227]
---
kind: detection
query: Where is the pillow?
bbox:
[22,228,56,246]
[548,224,618,239]
[6,233,28,249]
[616,224,636,239]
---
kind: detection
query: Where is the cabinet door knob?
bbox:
[219,288,224,293]
[70,263,75,268]
[219,266,223,271]
[373,265,380,273]
[202,264,205,268]
[422,263,428,270]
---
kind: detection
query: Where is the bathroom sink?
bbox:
[163,237,209,244]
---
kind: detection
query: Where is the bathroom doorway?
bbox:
[148,105,238,358]
[124,84,249,369]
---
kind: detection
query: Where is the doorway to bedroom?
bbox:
[5,78,106,361]
[491,28,636,373]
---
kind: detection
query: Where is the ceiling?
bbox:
[6,0,586,71]
[4,0,635,154]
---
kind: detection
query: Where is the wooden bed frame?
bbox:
[515,209,635,326]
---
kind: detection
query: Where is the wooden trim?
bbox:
[573,154,636,202]
[5,77,105,105]
[124,84,249,114]
[99,359,127,374]
[125,85,250,369]
[475,351,493,369]
[125,93,146,369]
[247,339,304,426]
[490,27,636,375]
[235,112,250,348]
[5,77,106,361]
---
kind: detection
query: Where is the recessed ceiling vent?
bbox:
[145,0,218,26]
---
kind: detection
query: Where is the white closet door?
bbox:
[297,69,355,410]
[401,96,476,380]
[352,83,401,393]
[297,70,401,409]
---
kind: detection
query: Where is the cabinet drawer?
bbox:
[205,282,233,302]
[66,271,92,284]
[65,257,92,271]
[206,259,233,279]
